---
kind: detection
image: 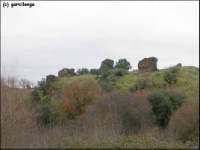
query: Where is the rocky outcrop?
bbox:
[138,57,158,73]
[46,74,57,83]
[58,68,75,77]
[176,63,182,68]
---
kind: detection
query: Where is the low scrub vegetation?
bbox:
[1,60,199,148]
[169,96,199,143]
[86,91,154,135]
[148,90,185,127]
[63,79,99,119]
[129,78,149,94]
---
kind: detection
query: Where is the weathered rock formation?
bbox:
[58,68,75,77]
[46,74,57,83]
[138,57,158,73]
[176,63,182,68]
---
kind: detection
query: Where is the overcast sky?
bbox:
[1,1,199,83]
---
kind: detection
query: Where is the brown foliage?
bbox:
[84,91,154,135]
[169,96,199,143]
[63,79,99,118]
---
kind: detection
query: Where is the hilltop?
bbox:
[1,57,199,148]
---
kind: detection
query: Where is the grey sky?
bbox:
[1,1,199,83]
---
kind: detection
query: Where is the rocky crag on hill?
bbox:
[138,57,158,73]
[58,68,75,77]
[45,57,184,82]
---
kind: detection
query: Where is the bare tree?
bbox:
[19,78,33,89]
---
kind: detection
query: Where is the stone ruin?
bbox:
[58,68,75,77]
[176,63,182,68]
[138,57,158,73]
[46,74,57,83]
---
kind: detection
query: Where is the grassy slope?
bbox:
[51,66,199,98]
[51,66,199,148]
[52,74,97,93]
[86,66,199,148]
[115,66,199,97]
[1,66,199,148]
[82,135,191,149]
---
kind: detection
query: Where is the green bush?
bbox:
[115,58,131,70]
[163,66,180,86]
[32,78,47,103]
[32,77,99,124]
[98,78,114,93]
[98,59,130,93]
[113,68,128,77]
[129,78,148,93]
[92,91,153,134]
[163,71,177,85]
[98,70,117,93]
[99,58,114,74]
[148,90,185,128]
[98,68,127,93]
[35,95,52,125]
[32,78,65,125]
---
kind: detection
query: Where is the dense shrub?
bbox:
[63,79,99,119]
[31,78,54,125]
[113,68,128,77]
[98,68,128,93]
[58,68,75,77]
[163,66,180,86]
[98,68,129,93]
[115,58,131,70]
[98,59,130,93]
[99,59,114,74]
[87,91,154,135]
[46,75,58,95]
[34,95,52,124]
[150,74,167,89]
[148,90,185,128]
[98,79,114,93]
[98,69,116,93]
[32,78,47,102]
[163,71,177,85]
[129,78,148,93]
[46,75,57,84]
[32,78,66,125]
[169,98,199,143]
[32,78,100,124]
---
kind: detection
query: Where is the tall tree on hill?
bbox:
[115,58,131,70]
[99,58,114,74]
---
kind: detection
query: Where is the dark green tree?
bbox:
[163,66,180,86]
[115,58,131,70]
[148,90,184,128]
[129,78,148,94]
[99,58,114,74]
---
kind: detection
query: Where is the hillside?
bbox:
[49,65,199,98]
[115,66,199,97]
[1,63,199,148]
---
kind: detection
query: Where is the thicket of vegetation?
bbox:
[148,90,185,127]
[1,58,199,148]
